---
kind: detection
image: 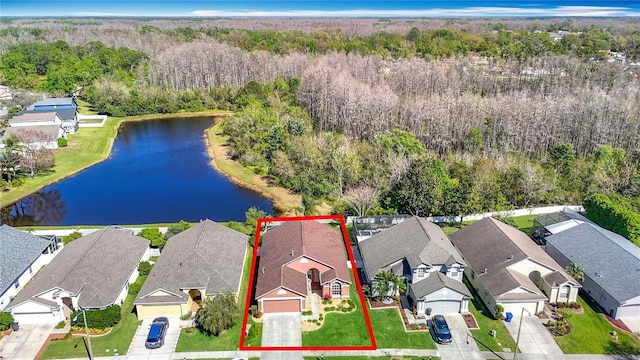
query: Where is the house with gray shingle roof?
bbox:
[134,220,248,320]
[7,227,150,324]
[357,216,472,316]
[255,220,351,313]
[546,222,640,319]
[450,217,580,318]
[0,225,61,311]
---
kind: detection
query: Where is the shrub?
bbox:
[62,231,82,245]
[55,321,66,329]
[0,312,14,331]
[137,261,152,276]
[248,323,260,338]
[249,305,258,316]
[323,294,331,300]
[180,311,192,321]
[301,311,313,316]
[185,326,196,334]
[325,306,335,312]
[494,305,504,320]
[57,137,68,147]
[9,177,25,188]
[128,282,141,295]
[195,292,238,336]
[71,305,121,329]
[319,314,323,321]
[138,227,165,249]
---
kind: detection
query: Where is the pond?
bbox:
[0,117,274,226]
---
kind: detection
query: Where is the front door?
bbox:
[308,268,321,295]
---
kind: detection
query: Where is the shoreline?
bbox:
[204,120,303,217]
[0,110,231,209]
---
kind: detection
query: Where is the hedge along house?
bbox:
[450,218,580,317]
[255,220,351,313]
[134,220,248,320]
[7,227,150,324]
[357,216,472,316]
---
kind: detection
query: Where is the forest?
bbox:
[1,17,640,221]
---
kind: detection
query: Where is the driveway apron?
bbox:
[261,312,302,360]
[504,314,566,360]
[127,316,181,360]
[0,324,53,360]
[433,314,485,360]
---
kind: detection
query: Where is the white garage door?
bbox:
[13,312,60,325]
[425,301,460,315]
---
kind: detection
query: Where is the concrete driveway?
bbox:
[261,312,302,360]
[127,317,180,360]
[503,314,566,360]
[0,324,54,360]
[431,314,485,360]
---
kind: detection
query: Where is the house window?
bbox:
[417,268,426,278]
[450,270,459,277]
[332,282,341,296]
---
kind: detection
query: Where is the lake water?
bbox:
[0,117,274,226]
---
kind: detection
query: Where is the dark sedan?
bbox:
[145,317,169,349]
[431,314,452,344]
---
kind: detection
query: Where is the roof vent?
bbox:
[290,249,294,256]
[262,267,266,274]
[508,255,514,260]
[483,268,488,274]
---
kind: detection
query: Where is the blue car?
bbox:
[145,317,169,349]
[431,314,452,344]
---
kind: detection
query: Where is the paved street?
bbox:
[126,317,181,360]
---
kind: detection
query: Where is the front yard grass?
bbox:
[302,283,371,347]
[39,276,147,359]
[555,294,640,354]
[367,306,436,349]
[175,245,253,351]
[465,278,517,353]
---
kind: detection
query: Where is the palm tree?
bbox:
[565,262,585,282]
[374,270,406,299]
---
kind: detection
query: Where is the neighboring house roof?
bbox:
[10,111,60,124]
[449,217,577,301]
[8,227,149,309]
[3,125,60,141]
[359,216,466,279]
[0,225,51,296]
[411,272,472,299]
[32,97,75,107]
[546,223,640,304]
[255,220,350,299]
[19,108,77,121]
[135,220,247,305]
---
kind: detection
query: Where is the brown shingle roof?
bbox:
[255,220,350,299]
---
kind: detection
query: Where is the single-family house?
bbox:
[7,227,150,324]
[546,223,640,319]
[134,220,248,319]
[358,216,472,315]
[255,220,351,313]
[20,97,79,134]
[0,226,62,311]
[450,217,580,317]
[3,112,65,149]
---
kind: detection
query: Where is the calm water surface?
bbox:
[1,117,273,226]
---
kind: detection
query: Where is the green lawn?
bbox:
[509,215,536,235]
[76,99,99,115]
[302,284,371,347]
[555,295,640,354]
[368,306,436,349]
[40,276,147,359]
[465,278,517,353]
[175,245,254,351]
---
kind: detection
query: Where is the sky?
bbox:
[1,0,640,17]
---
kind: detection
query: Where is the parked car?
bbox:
[431,314,452,344]
[145,317,169,349]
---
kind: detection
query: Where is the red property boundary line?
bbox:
[239,214,377,351]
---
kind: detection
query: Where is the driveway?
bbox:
[431,314,485,360]
[0,324,54,360]
[261,312,302,360]
[503,314,566,360]
[127,316,181,360]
